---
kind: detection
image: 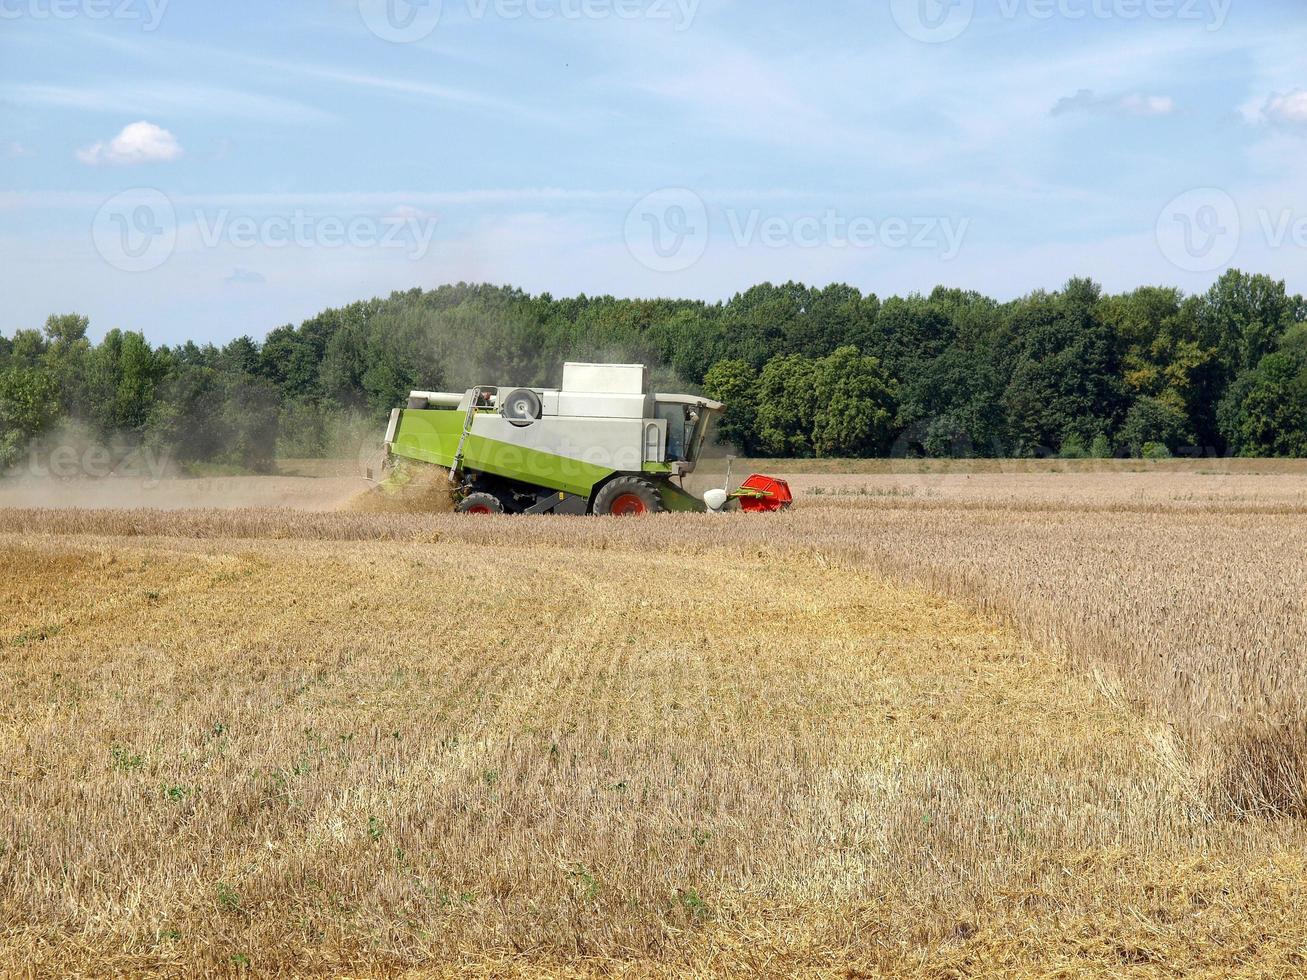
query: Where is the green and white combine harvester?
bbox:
[379,361,792,516]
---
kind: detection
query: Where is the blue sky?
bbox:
[2,0,1306,346]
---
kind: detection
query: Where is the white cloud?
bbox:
[76,121,183,166]
[1118,94,1176,117]
[2,142,32,159]
[1051,90,1175,118]
[1258,90,1307,128]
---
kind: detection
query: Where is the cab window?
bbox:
[657,403,691,460]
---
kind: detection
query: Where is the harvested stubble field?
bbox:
[1,461,1306,977]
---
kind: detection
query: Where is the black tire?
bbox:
[456,492,505,515]
[593,476,665,517]
[501,388,542,426]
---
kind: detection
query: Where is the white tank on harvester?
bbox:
[379,361,792,516]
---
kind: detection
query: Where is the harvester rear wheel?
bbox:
[594,476,665,517]
[456,492,505,515]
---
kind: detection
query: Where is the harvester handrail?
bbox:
[450,386,489,482]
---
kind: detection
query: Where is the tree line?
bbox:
[2,270,1305,473]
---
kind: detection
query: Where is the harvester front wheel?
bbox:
[456,492,505,515]
[594,476,665,517]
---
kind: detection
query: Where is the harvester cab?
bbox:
[380,362,792,516]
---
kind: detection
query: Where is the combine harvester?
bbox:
[379,362,792,516]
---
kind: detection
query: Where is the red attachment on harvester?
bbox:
[732,474,794,513]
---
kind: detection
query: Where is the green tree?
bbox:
[1118,396,1195,457]
[217,374,281,472]
[320,322,370,410]
[116,332,168,431]
[1002,280,1125,455]
[717,282,807,368]
[811,346,898,457]
[867,293,955,381]
[260,324,322,402]
[43,313,89,347]
[84,329,167,434]
[0,365,59,467]
[897,342,1007,457]
[1102,288,1217,443]
[702,359,759,454]
[146,363,222,464]
[9,274,1307,471]
[754,354,818,457]
[41,314,92,419]
[8,329,47,369]
[220,336,261,376]
[1231,353,1307,457]
[1198,270,1296,379]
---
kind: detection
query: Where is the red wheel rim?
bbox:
[609,493,648,516]
[464,504,494,515]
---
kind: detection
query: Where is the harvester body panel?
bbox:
[392,407,634,498]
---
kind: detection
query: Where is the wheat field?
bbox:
[1,461,1306,977]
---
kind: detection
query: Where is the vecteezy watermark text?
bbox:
[1257,210,1307,250]
[358,0,697,43]
[0,0,170,30]
[193,210,438,257]
[724,210,969,257]
[891,0,1229,43]
[21,444,170,484]
[92,189,440,273]
[994,0,1230,26]
[624,188,970,273]
[465,0,697,25]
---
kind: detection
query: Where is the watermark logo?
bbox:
[891,0,975,43]
[724,209,969,258]
[479,434,646,474]
[625,188,709,273]
[93,188,177,273]
[0,0,171,30]
[469,0,698,28]
[1012,0,1233,30]
[92,190,442,272]
[22,443,171,484]
[625,190,971,273]
[192,209,439,260]
[890,0,1230,42]
[1258,209,1307,251]
[359,0,698,41]
[358,0,443,42]
[1156,187,1240,273]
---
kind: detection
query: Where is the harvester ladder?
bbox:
[450,386,489,482]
